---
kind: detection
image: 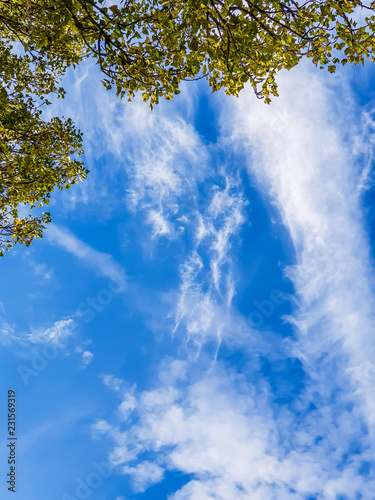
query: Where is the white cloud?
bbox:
[102,374,126,393]
[122,461,165,493]
[81,350,94,368]
[45,224,126,287]
[54,50,375,499]
[225,67,375,429]
[0,312,77,352]
[91,63,375,499]
[172,175,247,353]
[117,102,212,241]
[96,362,375,499]
[27,318,76,345]
[147,210,173,238]
[48,64,248,361]
[32,262,53,280]
[0,318,17,345]
[50,62,212,239]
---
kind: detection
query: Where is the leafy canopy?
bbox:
[1,0,375,253]
[0,1,87,255]
[6,0,374,104]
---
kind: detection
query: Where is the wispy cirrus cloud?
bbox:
[45,223,126,286]
[47,52,375,499]
[51,62,212,239]
[93,64,375,499]
[26,318,76,345]
[65,68,249,352]
[226,65,375,432]
[0,313,76,347]
[172,173,247,354]
[0,317,17,345]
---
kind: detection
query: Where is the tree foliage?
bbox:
[1,0,375,253]
[7,0,374,104]
[0,1,87,255]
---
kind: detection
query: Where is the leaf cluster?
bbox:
[0,3,87,255]
[45,0,375,105]
[1,0,375,254]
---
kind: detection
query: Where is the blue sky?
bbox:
[2,51,375,500]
